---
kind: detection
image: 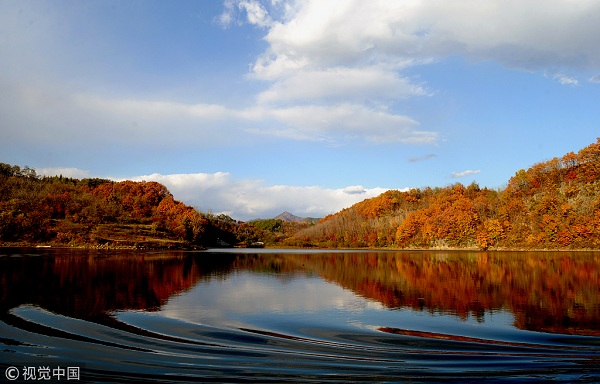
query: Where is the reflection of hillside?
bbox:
[234,252,600,336]
[0,250,236,321]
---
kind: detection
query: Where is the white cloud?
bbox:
[228,0,442,144]
[129,172,394,220]
[451,169,481,178]
[252,0,600,75]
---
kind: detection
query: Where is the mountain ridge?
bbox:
[273,211,320,223]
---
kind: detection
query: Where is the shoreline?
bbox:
[2,241,599,252]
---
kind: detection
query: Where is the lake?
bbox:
[1,248,600,383]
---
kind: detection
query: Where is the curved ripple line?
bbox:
[377,326,600,355]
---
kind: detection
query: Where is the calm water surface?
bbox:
[1,248,600,382]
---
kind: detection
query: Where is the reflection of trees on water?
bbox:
[1,249,599,335]
[0,250,237,322]
[233,251,600,336]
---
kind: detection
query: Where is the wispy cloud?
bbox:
[219,0,273,28]
[239,0,273,28]
[553,73,579,86]
[450,169,481,178]
[408,153,436,163]
[255,67,430,104]
[243,103,437,143]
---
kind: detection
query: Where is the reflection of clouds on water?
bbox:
[336,297,386,313]
[159,272,369,327]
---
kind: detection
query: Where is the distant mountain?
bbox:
[274,211,320,224]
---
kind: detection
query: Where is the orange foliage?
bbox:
[0,169,216,247]
[295,138,600,249]
[395,183,491,248]
[354,190,405,218]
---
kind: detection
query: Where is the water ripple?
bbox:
[2,305,599,383]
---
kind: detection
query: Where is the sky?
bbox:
[1,0,600,221]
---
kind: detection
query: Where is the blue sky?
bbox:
[2,0,599,220]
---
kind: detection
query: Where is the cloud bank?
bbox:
[257,0,600,69]
[129,172,393,221]
[35,166,396,221]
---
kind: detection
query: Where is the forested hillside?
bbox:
[0,164,263,248]
[292,139,600,249]
[3,138,600,250]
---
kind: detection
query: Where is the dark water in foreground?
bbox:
[1,248,600,383]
